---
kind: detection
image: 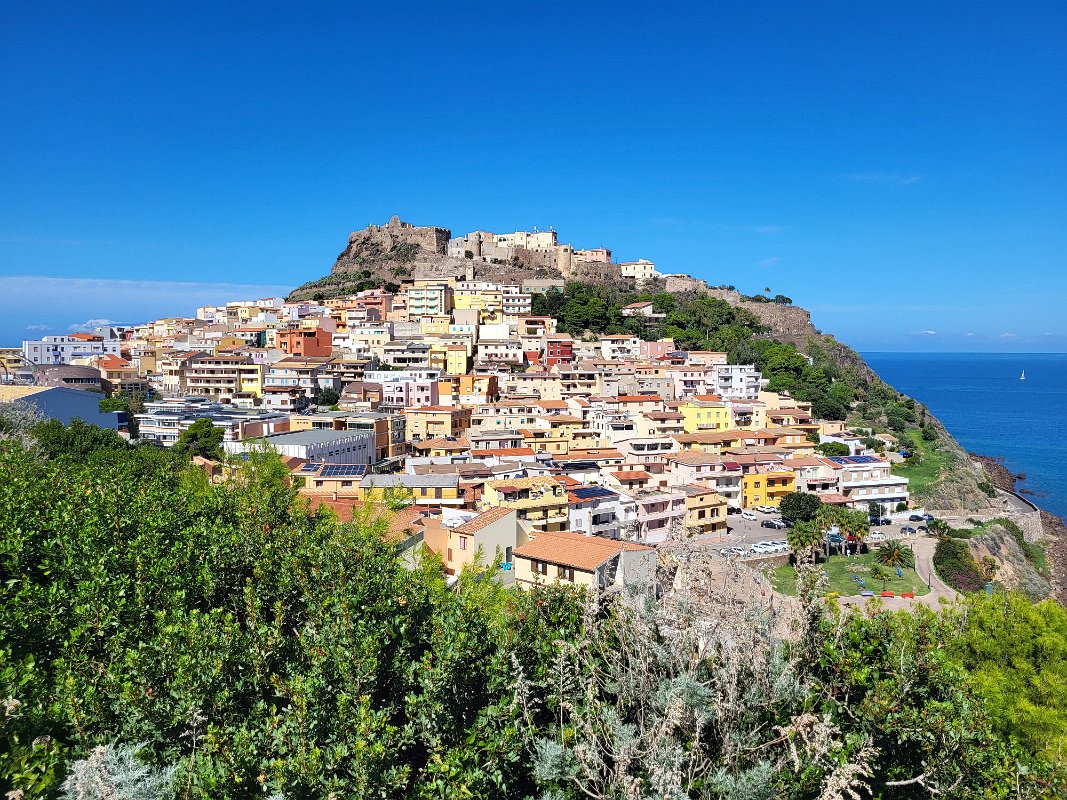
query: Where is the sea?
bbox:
[863,353,1067,520]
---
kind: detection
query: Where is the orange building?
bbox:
[277,328,332,357]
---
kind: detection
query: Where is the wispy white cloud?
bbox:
[754,257,781,268]
[25,324,52,331]
[999,332,1017,339]
[848,172,922,186]
[69,318,118,332]
[0,276,294,345]
[918,330,939,336]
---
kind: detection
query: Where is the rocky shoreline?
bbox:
[974,453,1067,605]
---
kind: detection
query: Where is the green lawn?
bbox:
[772,551,931,597]
[891,430,954,495]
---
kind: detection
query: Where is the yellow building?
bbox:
[419,315,451,336]
[404,405,472,441]
[480,477,569,532]
[741,471,797,508]
[360,474,463,507]
[680,486,728,536]
[237,363,264,398]
[679,396,733,434]
[453,288,502,314]
[512,530,655,591]
[445,345,469,375]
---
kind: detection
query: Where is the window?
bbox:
[557,566,574,582]
[754,481,762,488]
[532,560,549,575]
[459,536,468,551]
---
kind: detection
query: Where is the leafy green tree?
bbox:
[312,387,340,406]
[778,492,821,525]
[31,418,130,459]
[816,441,850,457]
[869,564,891,591]
[172,417,224,460]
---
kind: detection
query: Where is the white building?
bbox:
[225,429,375,465]
[22,335,121,365]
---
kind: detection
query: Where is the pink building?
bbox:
[639,339,676,361]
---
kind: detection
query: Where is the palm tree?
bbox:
[787,519,822,564]
[875,540,915,570]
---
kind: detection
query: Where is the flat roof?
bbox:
[260,429,372,445]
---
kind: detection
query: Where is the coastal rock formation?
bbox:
[966,522,1051,601]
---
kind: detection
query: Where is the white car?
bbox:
[741,510,758,521]
[721,547,746,557]
[755,505,777,514]
[749,543,777,555]
[867,531,886,542]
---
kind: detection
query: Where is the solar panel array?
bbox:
[827,455,880,465]
[571,485,617,501]
[318,465,368,478]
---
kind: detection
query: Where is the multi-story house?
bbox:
[22,334,122,365]
[512,530,655,592]
[679,485,728,536]
[599,335,641,361]
[404,405,473,441]
[480,477,569,532]
[182,353,251,401]
[741,471,797,509]
[262,356,338,411]
[712,364,762,399]
[818,455,910,512]
[565,484,636,540]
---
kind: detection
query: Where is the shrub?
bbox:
[934,537,984,592]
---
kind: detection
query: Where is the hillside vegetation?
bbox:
[1,415,1066,798]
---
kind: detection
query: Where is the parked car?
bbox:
[749,543,777,555]
[721,547,746,557]
[875,517,893,526]
[741,510,758,521]
[922,513,935,522]
[867,531,886,542]
[827,533,844,544]
[900,525,917,535]
[917,525,928,533]
[908,514,925,522]
[755,505,777,514]
[761,519,787,529]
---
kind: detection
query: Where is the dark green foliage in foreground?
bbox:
[2,427,1066,798]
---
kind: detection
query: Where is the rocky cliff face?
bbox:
[967,523,1051,601]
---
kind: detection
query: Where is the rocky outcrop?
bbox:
[967,522,1050,601]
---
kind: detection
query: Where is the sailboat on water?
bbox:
[1020,369,1026,381]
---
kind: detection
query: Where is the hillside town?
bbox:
[1,224,919,595]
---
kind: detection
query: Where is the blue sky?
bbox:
[1,1,1065,351]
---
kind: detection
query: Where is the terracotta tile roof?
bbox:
[478,447,537,457]
[611,470,653,481]
[514,530,652,572]
[455,506,515,535]
[614,395,662,403]
[537,400,569,409]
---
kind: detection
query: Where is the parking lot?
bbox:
[692,509,933,559]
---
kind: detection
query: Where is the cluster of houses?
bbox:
[5,272,910,595]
